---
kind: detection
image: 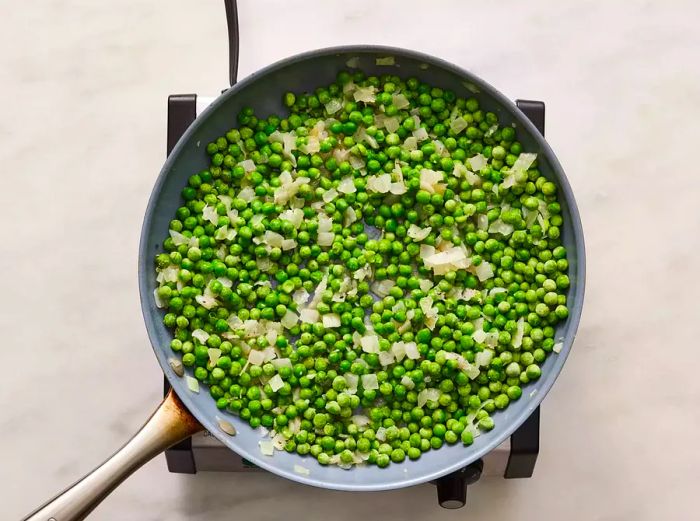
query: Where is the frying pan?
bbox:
[23,20,585,521]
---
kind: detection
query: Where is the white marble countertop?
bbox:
[2,0,699,519]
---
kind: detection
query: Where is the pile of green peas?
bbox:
[155,68,570,468]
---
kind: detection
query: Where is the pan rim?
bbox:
[138,44,586,491]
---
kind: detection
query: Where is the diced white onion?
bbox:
[154,289,165,308]
[263,230,284,248]
[512,318,525,348]
[488,219,514,236]
[376,56,395,65]
[378,350,394,366]
[392,93,409,109]
[413,127,429,141]
[279,208,304,228]
[361,335,380,354]
[268,374,284,392]
[407,224,432,241]
[271,358,292,369]
[401,375,415,390]
[248,350,265,366]
[317,232,335,246]
[404,342,420,360]
[318,214,333,232]
[475,349,493,367]
[553,341,563,354]
[322,313,341,328]
[281,239,297,251]
[186,376,200,393]
[192,329,210,344]
[367,174,392,193]
[361,373,379,390]
[391,342,406,362]
[169,229,189,246]
[294,464,310,476]
[384,117,400,133]
[371,280,395,298]
[344,373,359,394]
[300,308,320,324]
[512,153,537,173]
[208,348,222,367]
[351,415,370,428]
[390,181,407,194]
[468,154,488,172]
[344,207,358,227]
[323,188,338,203]
[353,85,377,103]
[419,168,446,194]
[417,388,440,407]
[238,159,256,173]
[403,136,417,150]
[338,176,357,194]
[474,261,494,281]
[450,116,468,134]
[325,99,342,115]
[202,205,219,225]
[259,440,275,456]
[292,288,310,307]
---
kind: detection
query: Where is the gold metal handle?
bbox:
[23,390,203,521]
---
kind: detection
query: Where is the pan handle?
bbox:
[22,390,203,521]
[224,0,240,86]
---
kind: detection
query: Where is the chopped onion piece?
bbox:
[475,349,494,367]
[468,154,488,172]
[450,116,468,134]
[281,239,297,251]
[375,427,387,441]
[168,358,184,377]
[403,136,417,150]
[208,348,222,366]
[404,342,420,360]
[353,85,377,103]
[186,376,200,393]
[512,153,537,173]
[392,93,410,109]
[317,232,335,246]
[300,308,319,324]
[401,375,415,390]
[238,159,256,173]
[248,350,265,366]
[419,169,446,194]
[344,373,359,394]
[318,214,333,232]
[169,229,189,246]
[192,329,210,344]
[512,318,525,348]
[259,440,275,456]
[417,388,440,407]
[361,335,380,354]
[384,117,400,133]
[477,214,489,231]
[268,374,284,392]
[351,415,371,428]
[390,181,407,194]
[371,280,395,298]
[202,205,219,225]
[322,188,338,203]
[367,173,392,193]
[263,230,284,248]
[338,176,357,194]
[292,288,310,307]
[325,98,342,115]
[376,56,395,65]
[344,207,358,227]
[474,261,494,281]
[294,464,310,476]
[472,329,487,343]
[418,279,433,292]
[322,313,341,328]
[553,341,564,354]
[413,127,429,141]
[361,373,379,390]
[392,342,406,362]
[154,288,165,308]
[279,208,304,228]
[378,350,394,366]
[488,219,514,236]
[407,224,432,241]
[271,358,292,369]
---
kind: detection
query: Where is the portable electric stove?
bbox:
[162,0,542,509]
